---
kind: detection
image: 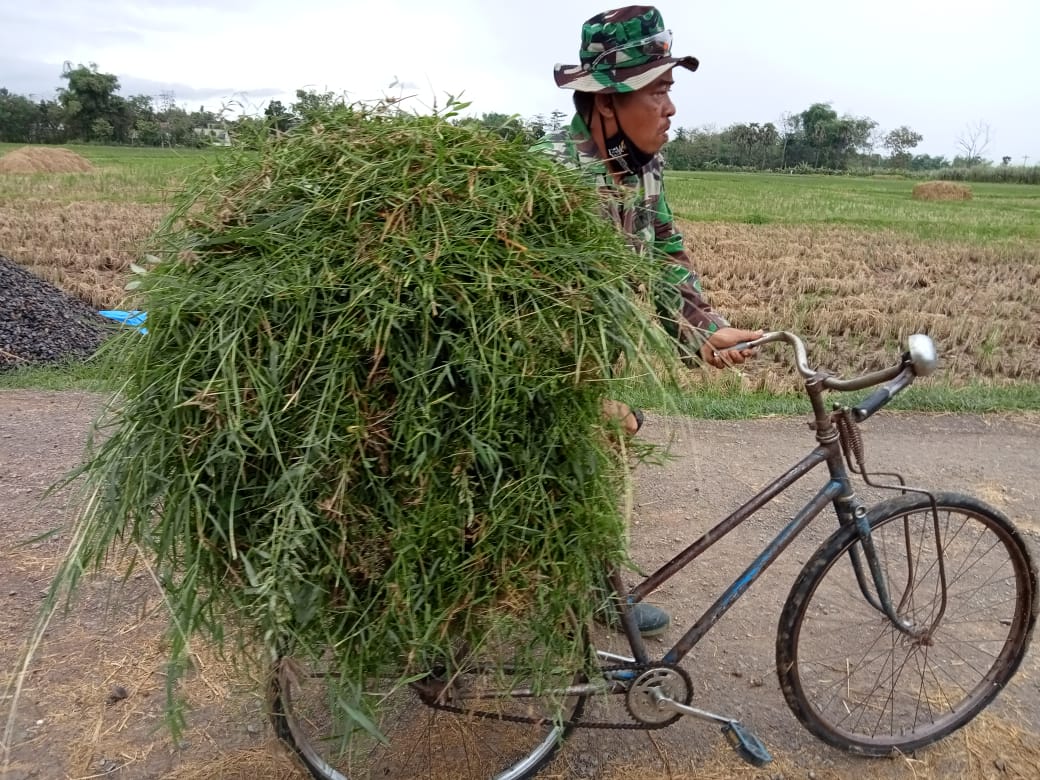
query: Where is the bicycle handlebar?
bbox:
[732,331,938,418]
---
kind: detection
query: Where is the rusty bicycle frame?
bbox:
[608,330,939,669]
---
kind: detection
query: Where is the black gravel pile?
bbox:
[0,254,115,371]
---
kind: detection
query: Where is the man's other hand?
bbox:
[700,327,764,368]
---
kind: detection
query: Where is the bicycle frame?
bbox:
[614,364,930,668]
[619,428,852,667]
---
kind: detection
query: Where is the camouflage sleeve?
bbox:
[652,190,730,348]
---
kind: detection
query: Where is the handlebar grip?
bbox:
[725,342,753,353]
[853,367,914,422]
[853,386,894,422]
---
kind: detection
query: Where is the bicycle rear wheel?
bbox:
[778,492,1037,755]
[269,633,590,780]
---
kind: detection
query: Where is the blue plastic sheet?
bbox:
[98,310,148,334]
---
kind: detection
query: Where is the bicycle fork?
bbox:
[830,404,950,639]
[843,500,948,641]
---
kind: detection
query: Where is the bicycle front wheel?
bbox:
[269,635,589,780]
[777,492,1037,755]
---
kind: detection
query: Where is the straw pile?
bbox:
[912,181,973,201]
[57,101,678,729]
[0,146,95,174]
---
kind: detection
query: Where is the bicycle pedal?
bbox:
[721,721,772,767]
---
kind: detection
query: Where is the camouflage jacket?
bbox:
[532,113,729,350]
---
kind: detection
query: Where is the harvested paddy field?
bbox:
[683,220,1040,389]
[3,153,1038,386]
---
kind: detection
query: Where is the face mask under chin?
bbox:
[600,112,655,175]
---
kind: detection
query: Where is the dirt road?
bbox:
[2,390,1038,779]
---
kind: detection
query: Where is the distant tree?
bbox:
[33,98,66,143]
[0,88,38,142]
[957,120,991,167]
[779,111,800,168]
[909,153,950,171]
[798,102,876,168]
[1001,155,1012,166]
[264,99,292,132]
[549,109,567,132]
[722,122,779,168]
[730,123,757,163]
[467,112,528,141]
[800,103,838,166]
[90,117,114,143]
[526,113,547,140]
[291,89,339,122]
[126,94,156,145]
[755,122,780,168]
[58,62,122,141]
[882,125,923,167]
[952,155,993,168]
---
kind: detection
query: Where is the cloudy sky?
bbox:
[2,0,1037,162]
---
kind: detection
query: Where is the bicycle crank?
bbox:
[628,666,773,767]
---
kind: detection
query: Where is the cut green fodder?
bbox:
[45,101,682,742]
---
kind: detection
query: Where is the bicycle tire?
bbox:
[268,633,590,780]
[777,492,1037,755]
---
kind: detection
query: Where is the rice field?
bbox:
[668,170,1040,245]
[1,144,1039,404]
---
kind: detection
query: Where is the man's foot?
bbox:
[594,601,671,637]
[601,401,644,436]
[631,602,670,637]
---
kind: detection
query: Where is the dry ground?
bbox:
[2,391,1038,779]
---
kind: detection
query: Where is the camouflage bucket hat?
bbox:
[554,5,699,94]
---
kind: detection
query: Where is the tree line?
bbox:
[1,63,1034,181]
[0,63,229,147]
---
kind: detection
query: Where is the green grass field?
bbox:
[667,170,1040,245]
[0,142,219,204]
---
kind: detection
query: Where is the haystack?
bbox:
[912,181,973,201]
[0,146,94,174]
[56,102,679,728]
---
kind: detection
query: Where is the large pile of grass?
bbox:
[55,102,679,729]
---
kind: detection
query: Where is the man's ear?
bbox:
[593,93,616,120]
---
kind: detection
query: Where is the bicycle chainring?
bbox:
[625,664,693,727]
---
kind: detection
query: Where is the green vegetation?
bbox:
[52,103,681,733]
[619,378,1040,419]
[0,65,226,147]
[0,358,115,392]
[668,171,1040,245]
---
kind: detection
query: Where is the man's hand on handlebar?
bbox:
[700,327,765,369]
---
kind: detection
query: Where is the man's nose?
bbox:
[663,97,676,117]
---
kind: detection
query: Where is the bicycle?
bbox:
[267,331,1038,780]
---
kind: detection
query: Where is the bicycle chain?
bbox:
[416,662,683,731]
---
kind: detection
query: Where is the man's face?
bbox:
[611,72,676,155]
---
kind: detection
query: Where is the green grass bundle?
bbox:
[56,101,679,730]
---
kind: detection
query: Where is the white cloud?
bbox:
[1,0,1037,159]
